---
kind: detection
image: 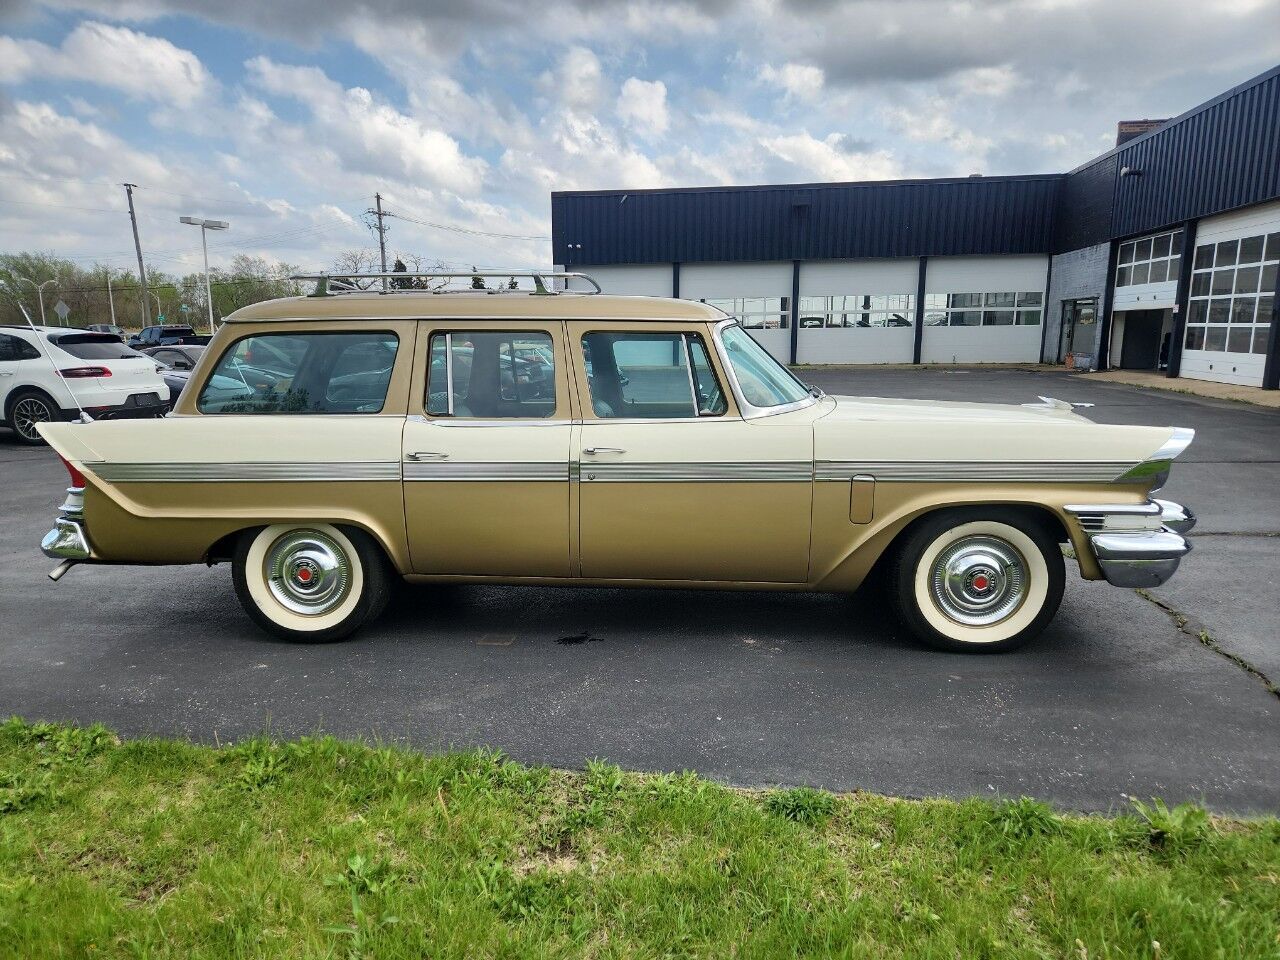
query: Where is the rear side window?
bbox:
[198,332,399,414]
[49,334,143,360]
[0,334,40,361]
[426,331,556,418]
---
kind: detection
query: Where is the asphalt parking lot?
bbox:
[1,368,1276,813]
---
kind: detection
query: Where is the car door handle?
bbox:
[583,447,625,455]
[405,451,449,461]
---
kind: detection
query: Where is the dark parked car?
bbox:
[141,344,205,371]
[86,323,126,339]
[127,325,211,349]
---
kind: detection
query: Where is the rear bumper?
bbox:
[41,516,91,561]
[41,485,92,563]
[65,392,169,421]
[1066,500,1195,588]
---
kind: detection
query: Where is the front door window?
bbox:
[581,331,727,419]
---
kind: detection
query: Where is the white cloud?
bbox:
[245,56,487,196]
[758,62,825,101]
[1,22,212,107]
[951,66,1021,98]
[616,77,669,136]
[541,46,606,114]
[757,132,902,181]
[883,98,994,162]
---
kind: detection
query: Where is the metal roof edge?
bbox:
[551,173,1066,199]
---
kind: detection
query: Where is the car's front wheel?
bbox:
[232,523,393,642]
[891,509,1065,653]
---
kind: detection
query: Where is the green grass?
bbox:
[2,718,1278,958]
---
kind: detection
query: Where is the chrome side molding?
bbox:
[1115,427,1195,490]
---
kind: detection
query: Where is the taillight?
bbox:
[58,455,87,488]
[57,367,112,378]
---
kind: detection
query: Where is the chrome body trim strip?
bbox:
[816,461,1137,482]
[1064,502,1162,516]
[403,461,567,481]
[582,461,813,482]
[91,461,402,482]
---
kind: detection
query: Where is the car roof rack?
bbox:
[290,271,601,297]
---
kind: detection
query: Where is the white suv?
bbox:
[0,325,169,445]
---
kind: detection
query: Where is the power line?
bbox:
[382,209,550,241]
[0,198,126,214]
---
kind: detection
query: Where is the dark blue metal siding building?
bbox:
[553,64,1280,263]
[553,176,1063,265]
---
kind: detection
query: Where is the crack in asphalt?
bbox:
[1187,531,1280,538]
[1136,589,1280,700]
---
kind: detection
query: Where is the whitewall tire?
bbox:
[891,509,1065,653]
[232,523,392,642]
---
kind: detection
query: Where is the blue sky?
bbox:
[2,0,1278,277]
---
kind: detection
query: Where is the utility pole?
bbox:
[123,183,151,326]
[370,193,389,291]
[107,272,116,326]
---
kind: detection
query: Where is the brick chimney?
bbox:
[1116,119,1168,147]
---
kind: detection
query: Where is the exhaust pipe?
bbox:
[48,559,78,582]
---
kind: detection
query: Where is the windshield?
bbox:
[49,334,146,360]
[718,324,811,408]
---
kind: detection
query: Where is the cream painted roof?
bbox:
[226,293,730,323]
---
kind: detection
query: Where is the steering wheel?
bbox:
[699,382,725,415]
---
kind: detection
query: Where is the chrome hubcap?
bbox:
[264,530,352,616]
[929,535,1027,626]
[13,398,51,440]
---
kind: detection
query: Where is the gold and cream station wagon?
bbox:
[38,272,1197,652]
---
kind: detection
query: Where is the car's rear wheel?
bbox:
[232,523,392,642]
[8,390,58,445]
[891,509,1064,653]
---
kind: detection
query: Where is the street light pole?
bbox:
[179,216,230,335]
[16,276,58,326]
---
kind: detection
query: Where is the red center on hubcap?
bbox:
[972,574,989,591]
[296,566,313,583]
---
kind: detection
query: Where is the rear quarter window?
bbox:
[49,335,146,360]
[198,331,399,414]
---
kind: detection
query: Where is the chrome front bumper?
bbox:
[1066,500,1195,588]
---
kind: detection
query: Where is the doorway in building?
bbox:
[1118,309,1165,369]
[1058,298,1097,362]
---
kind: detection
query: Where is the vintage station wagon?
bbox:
[39,272,1196,652]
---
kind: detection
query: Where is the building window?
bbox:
[923,292,1043,326]
[797,294,914,328]
[1116,229,1183,286]
[700,297,789,329]
[1184,231,1278,357]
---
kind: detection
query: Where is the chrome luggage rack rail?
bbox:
[290,271,601,297]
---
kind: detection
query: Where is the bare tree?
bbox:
[330,249,381,290]
[390,253,452,291]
